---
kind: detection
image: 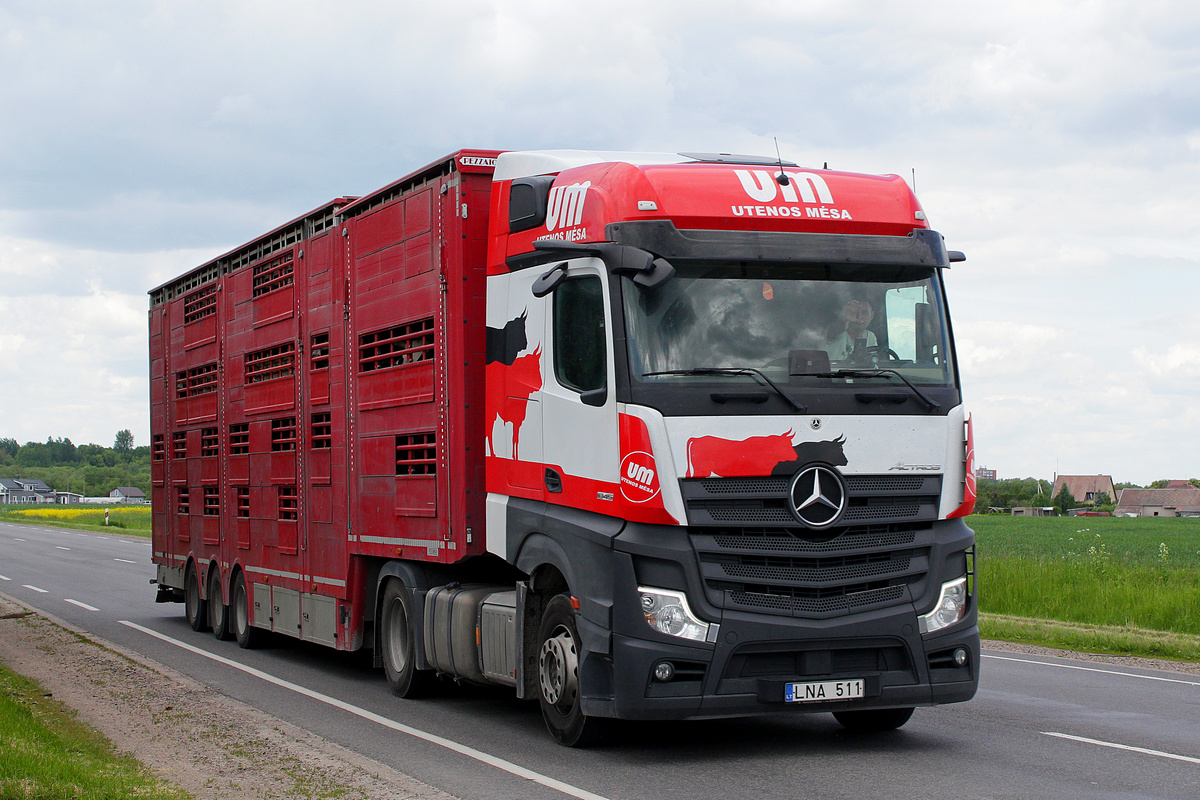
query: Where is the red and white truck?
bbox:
[150,149,978,745]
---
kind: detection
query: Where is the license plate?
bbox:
[784,679,865,703]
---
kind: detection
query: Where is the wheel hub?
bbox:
[539,627,579,708]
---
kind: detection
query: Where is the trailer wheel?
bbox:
[833,707,914,733]
[184,563,209,632]
[231,572,261,649]
[380,581,434,698]
[208,568,232,641]
[536,595,610,747]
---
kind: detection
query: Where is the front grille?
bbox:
[683,473,940,618]
[692,523,933,619]
[682,474,942,529]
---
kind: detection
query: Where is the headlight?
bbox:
[918,576,968,634]
[638,587,715,643]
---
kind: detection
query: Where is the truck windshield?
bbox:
[621,261,957,390]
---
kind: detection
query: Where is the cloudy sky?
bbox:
[1,1,1197,484]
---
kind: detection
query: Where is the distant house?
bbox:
[1012,506,1054,516]
[1115,487,1200,518]
[1051,475,1116,504]
[0,478,55,504]
[975,466,997,480]
[109,487,147,504]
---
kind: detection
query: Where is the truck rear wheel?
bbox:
[231,572,261,649]
[208,568,231,641]
[184,563,209,632]
[537,595,610,747]
[833,707,914,732]
[380,581,434,697]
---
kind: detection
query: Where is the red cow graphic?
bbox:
[686,430,798,478]
[485,345,542,459]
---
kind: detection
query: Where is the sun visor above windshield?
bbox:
[488,157,931,275]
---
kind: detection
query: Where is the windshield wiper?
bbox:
[809,369,941,412]
[642,367,806,413]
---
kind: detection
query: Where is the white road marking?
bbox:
[1042,732,1200,765]
[0,575,10,581]
[14,538,26,542]
[984,654,1200,688]
[22,585,48,593]
[114,558,137,564]
[56,546,71,550]
[65,599,100,612]
[121,621,611,800]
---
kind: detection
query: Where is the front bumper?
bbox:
[583,601,978,720]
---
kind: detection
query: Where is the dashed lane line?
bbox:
[22,585,48,593]
[65,599,100,612]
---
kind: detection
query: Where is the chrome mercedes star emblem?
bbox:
[788,465,847,528]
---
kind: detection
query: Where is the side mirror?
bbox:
[531,262,568,297]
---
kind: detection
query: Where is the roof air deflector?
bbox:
[678,152,798,167]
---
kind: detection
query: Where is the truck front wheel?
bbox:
[380,581,434,698]
[537,595,609,747]
[184,563,209,632]
[833,707,914,732]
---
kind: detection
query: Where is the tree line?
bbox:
[0,430,149,498]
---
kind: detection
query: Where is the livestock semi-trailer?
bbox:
[150,149,979,745]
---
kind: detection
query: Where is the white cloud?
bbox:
[0,0,1198,483]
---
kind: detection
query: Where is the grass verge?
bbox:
[0,659,188,800]
[981,613,1200,664]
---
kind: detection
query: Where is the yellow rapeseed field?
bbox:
[1,505,151,529]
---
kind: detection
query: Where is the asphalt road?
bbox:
[3,520,1199,800]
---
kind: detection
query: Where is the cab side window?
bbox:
[553,276,606,394]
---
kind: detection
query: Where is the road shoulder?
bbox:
[0,593,458,800]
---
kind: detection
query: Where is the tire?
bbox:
[184,563,209,632]
[231,571,262,649]
[208,567,232,641]
[833,707,914,733]
[536,595,610,747]
[380,580,435,698]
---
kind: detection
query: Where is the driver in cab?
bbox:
[825,298,877,361]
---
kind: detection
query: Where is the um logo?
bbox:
[619,450,661,504]
[734,169,834,204]
[546,181,591,231]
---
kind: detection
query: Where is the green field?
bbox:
[0,661,186,800]
[971,515,1200,660]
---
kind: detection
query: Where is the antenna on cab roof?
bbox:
[773,138,790,186]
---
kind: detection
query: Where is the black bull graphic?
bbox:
[771,435,849,476]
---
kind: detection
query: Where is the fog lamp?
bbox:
[953,648,969,667]
[654,661,675,682]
